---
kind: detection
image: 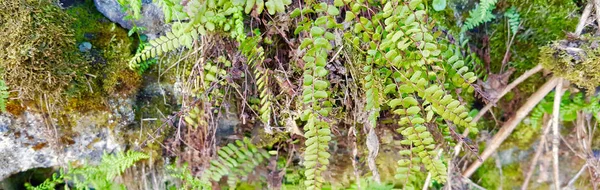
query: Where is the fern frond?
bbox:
[240,37,274,132]
[298,7,339,188]
[117,0,142,20]
[99,150,149,180]
[199,137,270,187]
[504,7,521,35]
[461,0,498,33]
[25,173,63,190]
[129,29,197,69]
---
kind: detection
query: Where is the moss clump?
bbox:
[539,37,600,91]
[474,159,524,189]
[0,0,86,101]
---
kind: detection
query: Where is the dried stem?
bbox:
[575,2,593,36]
[521,117,553,190]
[463,77,560,177]
[552,79,563,189]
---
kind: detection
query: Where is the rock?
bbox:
[0,97,136,181]
[93,0,169,38]
[78,42,92,52]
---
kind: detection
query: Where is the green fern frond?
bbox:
[240,36,274,132]
[129,29,197,69]
[129,0,291,68]
[98,150,150,180]
[461,0,498,33]
[297,5,340,188]
[199,137,270,187]
[504,7,521,35]
[25,173,63,190]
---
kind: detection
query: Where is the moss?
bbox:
[61,0,142,113]
[474,159,524,189]
[488,0,578,72]
[504,122,540,149]
[0,0,86,101]
[539,38,600,91]
[5,100,25,116]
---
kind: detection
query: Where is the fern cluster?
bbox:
[128,0,482,188]
[341,0,478,186]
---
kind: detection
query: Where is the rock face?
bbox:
[93,0,169,37]
[0,98,136,180]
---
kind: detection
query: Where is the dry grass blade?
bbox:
[552,79,563,189]
[521,116,552,189]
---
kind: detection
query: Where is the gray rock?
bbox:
[93,0,169,38]
[78,42,92,52]
[0,97,136,181]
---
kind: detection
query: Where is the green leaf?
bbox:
[345,11,355,22]
[311,26,325,37]
[327,5,340,16]
[432,0,446,11]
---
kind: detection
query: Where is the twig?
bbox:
[594,0,600,33]
[552,79,563,189]
[463,77,560,177]
[566,164,588,187]
[454,64,543,157]
[521,117,553,190]
[575,1,593,36]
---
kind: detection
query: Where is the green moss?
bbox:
[63,0,142,112]
[0,0,86,101]
[504,122,540,149]
[474,159,524,189]
[539,38,600,91]
[488,0,578,72]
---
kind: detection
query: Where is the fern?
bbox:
[27,150,148,190]
[341,0,478,185]
[66,150,149,189]
[25,173,64,190]
[529,92,600,127]
[461,0,498,33]
[504,7,521,35]
[168,137,270,189]
[240,36,274,132]
[0,80,8,112]
[129,0,291,68]
[294,3,341,189]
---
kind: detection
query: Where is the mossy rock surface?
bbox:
[0,0,85,101]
